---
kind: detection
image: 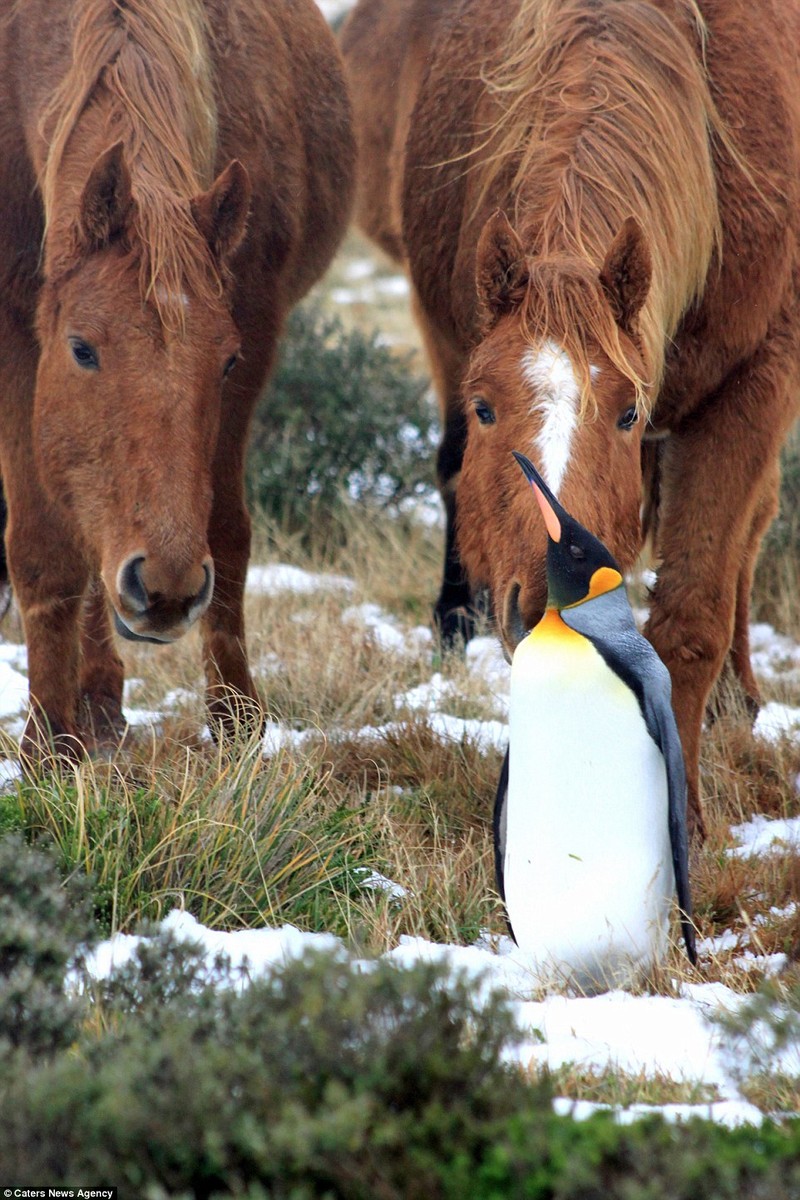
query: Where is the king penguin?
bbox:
[495,451,696,992]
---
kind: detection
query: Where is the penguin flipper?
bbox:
[644,692,697,966]
[493,747,517,942]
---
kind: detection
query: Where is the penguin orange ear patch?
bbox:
[531,481,562,542]
[585,566,623,600]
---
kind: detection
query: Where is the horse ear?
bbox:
[476,211,529,328]
[78,141,134,249]
[191,159,251,264]
[599,217,652,336]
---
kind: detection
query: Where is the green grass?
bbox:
[2,730,378,938]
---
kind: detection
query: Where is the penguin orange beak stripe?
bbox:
[512,449,562,542]
[530,480,562,543]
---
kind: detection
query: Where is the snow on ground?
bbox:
[79,908,765,1128]
[342,601,432,655]
[246,563,355,597]
[4,581,800,1126]
[729,812,800,857]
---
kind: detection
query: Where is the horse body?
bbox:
[343,0,800,832]
[0,0,354,755]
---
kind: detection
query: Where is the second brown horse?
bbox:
[342,0,800,835]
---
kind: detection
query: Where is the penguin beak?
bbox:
[512,451,562,543]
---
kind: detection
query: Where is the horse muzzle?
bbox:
[499,577,546,660]
[112,553,214,643]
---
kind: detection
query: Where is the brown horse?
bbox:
[342,0,800,835]
[0,0,354,759]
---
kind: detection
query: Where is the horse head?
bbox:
[458,211,653,656]
[34,142,251,644]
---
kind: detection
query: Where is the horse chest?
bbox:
[505,617,672,991]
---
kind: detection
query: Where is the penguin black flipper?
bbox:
[493,747,517,941]
[562,592,697,966]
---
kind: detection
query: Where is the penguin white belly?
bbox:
[505,613,672,992]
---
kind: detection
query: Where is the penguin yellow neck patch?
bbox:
[527,607,586,646]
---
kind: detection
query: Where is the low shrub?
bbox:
[247,302,436,537]
[0,834,94,1059]
[1,922,800,1197]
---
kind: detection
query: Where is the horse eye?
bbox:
[617,405,638,431]
[223,354,238,379]
[472,397,496,425]
[69,338,99,370]
[569,543,585,561]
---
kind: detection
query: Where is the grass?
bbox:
[0,729,373,937]
[543,1065,721,1109]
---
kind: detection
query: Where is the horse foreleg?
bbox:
[200,366,264,739]
[411,293,474,644]
[78,576,125,748]
[4,475,88,764]
[0,320,88,764]
[646,351,798,839]
[722,465,780,720]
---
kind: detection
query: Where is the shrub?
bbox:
[0,834,95,1059]
[0,938,535,1196]
[2,931,800,1197]
[246,303,436,536]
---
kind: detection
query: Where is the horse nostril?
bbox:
[117,554,149,615]
[193,558,214,613]
[503,580,529,652]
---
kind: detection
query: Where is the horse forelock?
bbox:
[39,0,221,329]
[517,259,649,418]
[475,0,725,397]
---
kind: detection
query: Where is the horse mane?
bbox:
[475,0,726,412]
[40,0,220,325]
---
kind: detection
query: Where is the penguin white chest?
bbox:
[505,612,672,990]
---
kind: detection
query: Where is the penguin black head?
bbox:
[512,451,623,611]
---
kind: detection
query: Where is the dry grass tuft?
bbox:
[542,1064,720,1109]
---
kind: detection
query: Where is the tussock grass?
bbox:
[543,1064,720,1109]
[1,729,368,936]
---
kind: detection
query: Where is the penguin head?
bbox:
[512,451,623,611]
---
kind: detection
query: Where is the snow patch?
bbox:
[729,813,800,857]
[246,563,355,597]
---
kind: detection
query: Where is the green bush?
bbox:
[247,303,436,535]
[0,834,94,1060]
[2,922,800,1197]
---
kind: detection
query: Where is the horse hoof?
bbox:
[206,691,265,745]
[19,716,84,777]
[434,605,476,650]
[79,691,127,752]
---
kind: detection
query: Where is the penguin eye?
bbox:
[472,397,496,425]
[617,405,639,431]
[569,543,585,561]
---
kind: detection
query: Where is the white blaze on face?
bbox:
[155,284,191,310]
[522,340,580,495]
